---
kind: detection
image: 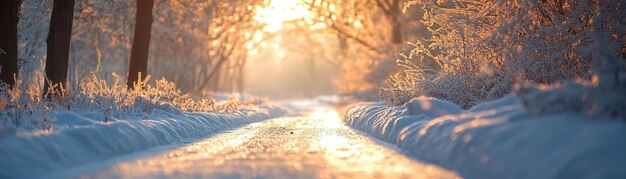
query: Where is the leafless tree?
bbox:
[127,0,154,89]
[0,0,21,87]
[44,0,76,95]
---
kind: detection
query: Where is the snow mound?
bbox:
[403,97,462,116]
[0,104,286,179]
[344,95,626,178]
[520,74,626,120]
[54,111,99,127]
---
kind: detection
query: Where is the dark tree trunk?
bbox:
[0,0,21,87]
[237,61,245,93]
[44,0,76,95]
[127,0,154,89]
[390,0,402,44]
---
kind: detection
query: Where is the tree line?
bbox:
[3,0,172,94]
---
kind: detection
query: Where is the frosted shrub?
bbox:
[0,78,54,129]
[381,69,487,109]
[382,0,626,110]
[65,72,241,117]
[0,71,253,129]
[519,36,626,120]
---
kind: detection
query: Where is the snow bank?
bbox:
[0,104,286,179]
[344,95,626,178]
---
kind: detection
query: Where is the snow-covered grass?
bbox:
[0,71,268,129]
[344,76,626,178]
[0,73,287,178]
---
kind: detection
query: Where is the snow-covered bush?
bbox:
[0,67,258,129]
[0,77,53,129]
[382,0,626,109]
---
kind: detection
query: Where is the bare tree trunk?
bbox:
[127,0,154,89]
[237,60,245,93]
[0,0,20,87]
[44,0,76,94]
[212,67,222,92]
[306,57,316,97]
[225,64,234,92]
[390,0,402,44]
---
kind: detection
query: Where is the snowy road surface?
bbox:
[69,106,460,179]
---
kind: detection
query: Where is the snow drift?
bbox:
[344,95,626,178]
[0,104,286,179]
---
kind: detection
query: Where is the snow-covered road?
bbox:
[68,106,460,179]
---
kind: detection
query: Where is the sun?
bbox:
[254,0,312,32]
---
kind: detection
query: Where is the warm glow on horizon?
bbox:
[254,0,312,32]
[248,0,333,56]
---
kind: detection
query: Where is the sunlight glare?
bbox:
[277,50,286,59]
[254,0,311,32]
[307,107,343,129]
[353,20,363,28]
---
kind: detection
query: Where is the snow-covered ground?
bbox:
[61,105,460,179]
[344,95,626,178]
[0,103,287,179]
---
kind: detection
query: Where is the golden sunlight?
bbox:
[307,107,343,129]
[254,0,311,32]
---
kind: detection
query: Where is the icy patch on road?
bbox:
[344,95,626,178]
[0,104,287,178]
